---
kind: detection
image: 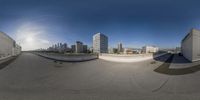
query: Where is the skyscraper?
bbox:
[93,33,108,53]
[118,42,123,53]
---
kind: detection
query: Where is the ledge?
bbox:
[34,52,98,62]
[99,53,167,63]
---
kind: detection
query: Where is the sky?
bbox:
[1,0,200,50]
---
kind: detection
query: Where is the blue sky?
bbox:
[1,0,200,50]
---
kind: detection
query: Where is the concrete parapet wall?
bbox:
[34,52,98,62]
[99,53,167,62]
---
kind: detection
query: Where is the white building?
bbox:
[123,48,133,54]
[93,33,108,53]
[0,31,21,59]
[142,46,159,54]
[181,28,200,62]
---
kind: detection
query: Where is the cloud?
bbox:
[15,22,52,51]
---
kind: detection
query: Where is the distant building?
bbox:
[109,48,118,54]
[88,47,93,53]
[132,49,141,54]
[69,41,88,53]
[71,45,76,53]
[181,28,200,62]
[93,33,108,53]
[142,46,159,54]
[83,45,88,53]
[124,48,133,54]
[47,43,69,52]
[118,43,123,53]
[75,41,83,53]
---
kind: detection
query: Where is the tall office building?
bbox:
[118,42,123,53]
[70,41,88,53]
[93,33,108,53]
[75,41,83,53]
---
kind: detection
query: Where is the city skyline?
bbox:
[1,0,200,50]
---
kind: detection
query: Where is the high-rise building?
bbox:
[83,45,88,53]
[181,28,200,62]
[71,45,76,53]
[118,42,123,53]
[47,43,69,52]
[75,41,83,53]
[93,33,108,53]
[70,41,88,53]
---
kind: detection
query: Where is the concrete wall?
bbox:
[181,32,193,61]
[34,52,98,62]
[0,32,15,58]
[14,44,22,56]
[181,29,200,62]
[0,32,21,60]
[192,30,200,61]
[99,53,167,63]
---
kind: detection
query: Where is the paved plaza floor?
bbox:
[0,53,200,100]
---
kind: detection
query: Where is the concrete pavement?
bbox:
[0,52,200,100]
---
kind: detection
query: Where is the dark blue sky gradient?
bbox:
[1,0,200,49]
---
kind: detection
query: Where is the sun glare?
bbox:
[26,37,34,42]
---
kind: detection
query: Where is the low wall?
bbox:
[99,53,167,63]
[0,55,12,61]
[34,52,98,62]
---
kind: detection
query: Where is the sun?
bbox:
[26,37,34,42]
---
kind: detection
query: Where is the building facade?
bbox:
[181,28,200,62]
[71,45,76,53]
[69,41,88,53]
[108,48,118,54]
[47,43,69,52]
[142,46,159,54]
[93,33,108,53]
[0,31,21,58]
[118,42,123,53]
[83,45,88,53]
[75,41,83,53]
[123,48,133,54]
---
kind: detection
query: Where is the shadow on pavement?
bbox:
[154,54,200,75]
[171,54,191,64]
[153,53,190,64]
[0,57,17,70]
[153,53,173,63]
